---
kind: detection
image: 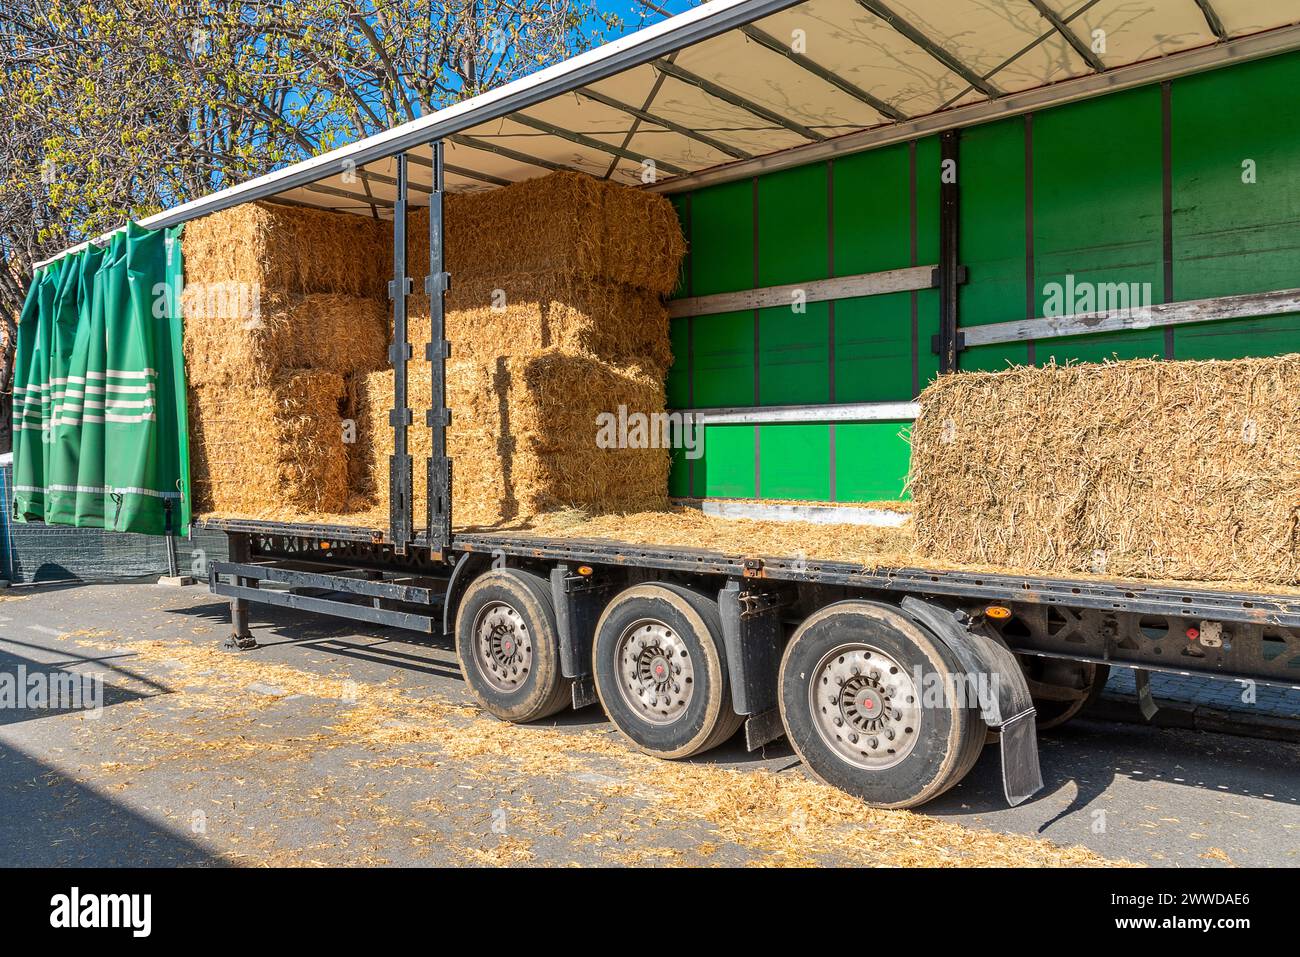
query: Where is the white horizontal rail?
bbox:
[961,286,1300,348]
[668,265,936,318]
[676,401,918,425]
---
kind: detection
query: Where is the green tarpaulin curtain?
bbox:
[13,221,190,537]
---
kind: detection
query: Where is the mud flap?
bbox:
[997,709,1044,807]
[900,596,1044,807]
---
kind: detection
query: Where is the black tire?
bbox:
[1025,659,1111,731]
[779,601,987,809]
[592,583,743,759]
[454,568,571,723]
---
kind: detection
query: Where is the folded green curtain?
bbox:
[13,221,190,537]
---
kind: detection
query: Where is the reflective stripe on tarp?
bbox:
[13,222,189,537]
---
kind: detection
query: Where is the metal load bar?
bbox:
[210,560,441,634]
[388,154,415,553]
[425,141,453,552]
[216,561,438,604]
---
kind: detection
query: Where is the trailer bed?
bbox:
[196,515,1300,630]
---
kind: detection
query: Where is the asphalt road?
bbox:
[0,581,1295,867]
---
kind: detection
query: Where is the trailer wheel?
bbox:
[1024,659,1111,730]
[779,601,987,809]
[592,583,743,759]
[455,568,570,723]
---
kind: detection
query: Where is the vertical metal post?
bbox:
[222,533,256,650]
[163,498,179,578]
[425,141,453,551]
[938,129,961,374]
[389,154,414,553]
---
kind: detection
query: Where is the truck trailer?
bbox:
[20,0,1300,810]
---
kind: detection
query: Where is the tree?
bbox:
[0,0,618,451]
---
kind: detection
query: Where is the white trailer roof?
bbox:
[37,0,1300,267]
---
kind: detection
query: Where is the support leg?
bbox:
[222,533,258,651]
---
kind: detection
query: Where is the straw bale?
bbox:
[183,289,388,385]
[909,356,1300,586]
[401,274,671,372]
[405,172,685,294]
[188,371,350,516]
[355,352,669,527]
[182,202,389,298]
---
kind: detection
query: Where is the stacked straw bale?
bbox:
[183,202,390,298]
[356,355,670,528]
[909,356,1300,586]
[188,371,351,515]
[359,172,685,527]
[183,203,390,516]
[404,171,685,294]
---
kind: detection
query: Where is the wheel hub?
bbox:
[809,644,921,771]
[473,602,532,693]
[616,620,695,725]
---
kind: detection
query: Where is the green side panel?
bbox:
[666,317,691,408]
[835,422,912,502]
[691,310,754,407]
[831,142,911,275]
[758,163,828,286]
[12,222,187,536]
[833,292,913,402]
[913,137,943,393]
[1171,53,1300,359]
[758,424,830,500]
[758,302,830,406]
[914,285,941,394]
[689,179,753,297]
[669,193,692,299]
[668,445,692,498]
[1173,314,1300,360]
[959,117,1031,372]
[696,424,756,498]
[1032,86,1165,364]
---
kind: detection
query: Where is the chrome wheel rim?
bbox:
[473,601,532,693]
[809,644,921,771]
[615,619,695,725]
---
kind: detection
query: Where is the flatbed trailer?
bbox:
[29,1,1300,810]
[198,515,1300,808]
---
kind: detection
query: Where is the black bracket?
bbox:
[719,580,784,750]
[388,152,413,554]
[936,129,962,373]
[551,565,612,709]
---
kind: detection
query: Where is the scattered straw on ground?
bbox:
[67,629,1123,868]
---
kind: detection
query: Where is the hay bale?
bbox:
[188,371,350,516]
[183,202,389,298]
[909,356,1300,586]
[406,172,685,295]
[401,274,671,372]
[183,289,388,385]
[355,352,669,528]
